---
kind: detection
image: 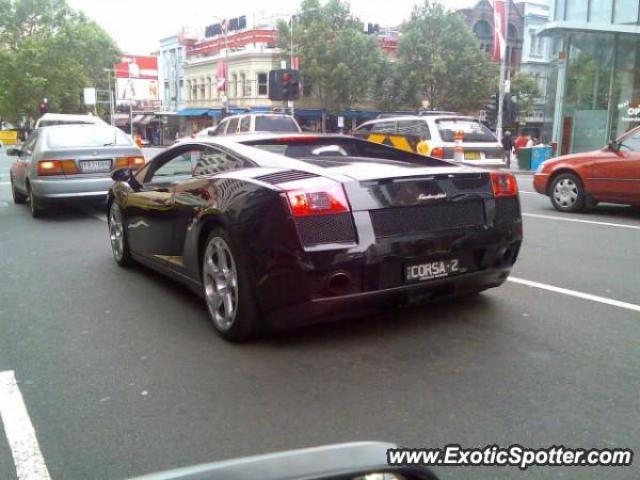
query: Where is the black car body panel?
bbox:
[108,134,522,330]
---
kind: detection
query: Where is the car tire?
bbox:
[108,202,133,267]
[202,228,260,342]
[549,173,586,212]
[27,183,45,218]
[10,176,27,204]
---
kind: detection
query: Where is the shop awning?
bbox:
[339,110,380,119]
[113,114,129,127]
[294,109,323,119]
[176,108,210,116]
[206,109,223,118]
[227,108,249,115]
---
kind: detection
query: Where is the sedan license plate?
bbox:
[405,258,462,283]
[80,160,112,173]
[464,151,481,160]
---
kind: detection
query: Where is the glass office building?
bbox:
[541,0,640,154]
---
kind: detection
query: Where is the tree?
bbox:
[277,0,384,117]
[396,0,497,112]
[0,0,120,125]
[372,59,417,112]
[510,71,541,119]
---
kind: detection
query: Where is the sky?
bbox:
[66,0,478,55]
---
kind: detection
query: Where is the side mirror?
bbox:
[6,148,21,157]
[111,167,132,182]
[607,140,619,152]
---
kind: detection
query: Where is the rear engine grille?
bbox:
[370,202,484,238]
[255,170,318,185]
[495,197,520,223]
[295,214,356,246]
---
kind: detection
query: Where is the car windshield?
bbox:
[254,116,299,132]
[46,126,132,148]
[436,119,497,143]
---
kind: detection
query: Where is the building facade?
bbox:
[459,0,525,76]
[158,33,195,112]
[541,0,640,154]
[519,0,552,135]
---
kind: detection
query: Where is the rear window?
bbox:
[243,137,446,166]
[254,116,299,133]
[39,120,94,127]
[46,126,132,148]
[436,119,497,143]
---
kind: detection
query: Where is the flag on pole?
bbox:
[216,60,227,91]
[492,0,507,62]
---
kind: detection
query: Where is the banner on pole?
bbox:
[492,0,507,63]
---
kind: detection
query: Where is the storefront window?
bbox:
[564,33,615,152]
[565,0,587,21]
[590,0,613,23]
[609,35,640,140]
[613,0,640,24]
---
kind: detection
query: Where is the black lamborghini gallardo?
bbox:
[108,133,522,341]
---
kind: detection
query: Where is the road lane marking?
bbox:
[0,370,52,480]
[508,277,640,314]
[522,213,640,230]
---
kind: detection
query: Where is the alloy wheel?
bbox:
[109,204,125,261]
[203,237,239,331]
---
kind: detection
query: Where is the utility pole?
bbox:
[290,15,295,117]
[496,0,510,139]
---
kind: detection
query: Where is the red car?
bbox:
[534,126,640,212]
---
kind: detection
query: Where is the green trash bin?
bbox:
[517,147,532,170]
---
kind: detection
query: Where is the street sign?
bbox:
[83,88,97,105]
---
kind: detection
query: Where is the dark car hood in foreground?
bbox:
[130,442,438,480]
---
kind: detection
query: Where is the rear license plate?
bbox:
[80,160,112,173]
[464,151,481,160]
[405,258,463,283]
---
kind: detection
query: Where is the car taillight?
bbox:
[490,171,518,197]
[282,179,350,217]
[430,146,444,158]
[115,156,145,169]
[37,160,78,176]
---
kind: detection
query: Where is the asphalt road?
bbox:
[0,148,639,480]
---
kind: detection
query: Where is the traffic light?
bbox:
[484,92,498,131]
[268,69,300,101]
[503,95,518,126]
[38,98,49,116]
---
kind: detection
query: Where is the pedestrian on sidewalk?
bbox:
[501,130,514,168]
[514,131,529,152]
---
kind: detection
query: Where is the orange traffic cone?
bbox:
[453,130,464,162]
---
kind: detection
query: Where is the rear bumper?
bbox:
[265,267,512,329]
[30,176,113,199]
[533,173,549,195]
